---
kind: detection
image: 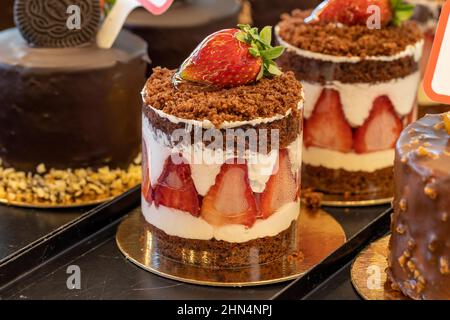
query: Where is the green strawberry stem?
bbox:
[102,0,117,15]
[391,0,414,27]
[235,24,285,80]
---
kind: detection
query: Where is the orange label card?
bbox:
[424,1,450,105]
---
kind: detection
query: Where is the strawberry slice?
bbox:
[260,150,297,219]
[142,139,152,203]
[179,25,284,88]
[353,96,403,153]
[153,156,200,217]
[304,89,353,152]
[201,162,257,227]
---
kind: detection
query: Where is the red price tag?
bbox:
[424,1,450,105]
[137,0,174,15]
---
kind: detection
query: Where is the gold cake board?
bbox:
[322,194,392,207]
[351,235,410,300]
[116,207,346,287]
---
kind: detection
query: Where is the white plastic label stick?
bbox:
[96,0,141,49]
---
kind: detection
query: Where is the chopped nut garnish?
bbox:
[0,156,142,206]
[407,239,415,249]
[440,257,449,275]
[406,260,416,272]
[441,212,448,222]
[399,199,407,212]
[301,188,323,212]
[396,224,406,234]
[36,163,46,174]
[424,184,437,200]
[398,255,407,267]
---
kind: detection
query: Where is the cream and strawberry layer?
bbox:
[277,30,423,173]
[142,105,302,243]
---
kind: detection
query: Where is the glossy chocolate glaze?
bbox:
[0,29,149,171]
[124,0,240,69]
[388,113,450,300]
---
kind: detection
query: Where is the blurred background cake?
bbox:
[0,0,149,206]
[124,0,242,69]
[276,3,423,202]
[388,112,449,300]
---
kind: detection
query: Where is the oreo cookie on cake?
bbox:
[276,1,424,203]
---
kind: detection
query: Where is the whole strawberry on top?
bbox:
[178,24,285,88]
[307,0,414,27]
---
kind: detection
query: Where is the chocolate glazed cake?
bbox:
[0,0,14,30]
[388,113,450,300]
[0,29,149,205]
[124,0,241,69]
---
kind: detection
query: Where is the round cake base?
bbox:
[322,194,392,207]
[0,196,115,209]
[351,235,410,300]
[116,207,346,287]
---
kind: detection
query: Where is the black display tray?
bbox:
[0,186,140,288]
[0,186,391,299]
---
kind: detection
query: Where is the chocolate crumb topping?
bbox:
[142,67,303,126]
[278,9,423,58]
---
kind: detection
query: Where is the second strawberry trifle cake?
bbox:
[276,1,424,200]
[141,26,304,268]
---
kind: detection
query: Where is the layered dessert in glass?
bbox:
[276,4,424,202]
[141,25,303,268]
[388,112,450,300]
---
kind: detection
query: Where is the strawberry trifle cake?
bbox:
[276,1,424,200]
[141,26,304,267]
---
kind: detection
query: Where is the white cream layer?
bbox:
[143,118,302,195]
[302,72,420,127]
[142,197,300,243]
[303,146,395,172]
[275,26,424,64]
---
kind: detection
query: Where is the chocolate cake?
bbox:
[276,8,424,200]
[248,0,319,28]
[0,0,14,31]
[388,112,450,300]
[0,29,149,205]
[141,68,303,267]
[124,0,241,69]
